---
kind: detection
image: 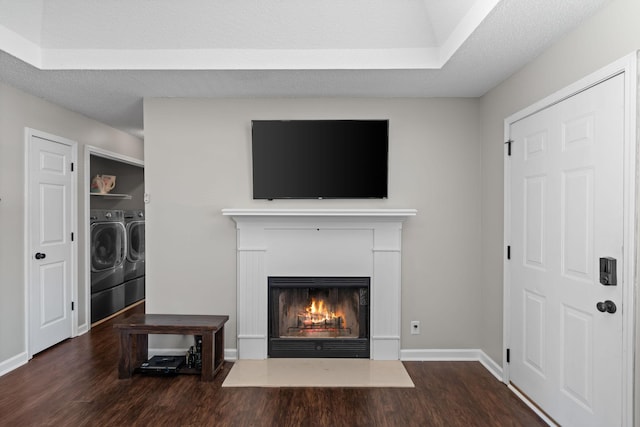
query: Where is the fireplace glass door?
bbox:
[268,277,370,358]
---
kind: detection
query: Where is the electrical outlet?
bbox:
[410,320,420,335]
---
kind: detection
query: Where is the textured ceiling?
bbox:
[0,0,610,138]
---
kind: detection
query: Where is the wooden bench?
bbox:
[114,314,229,381]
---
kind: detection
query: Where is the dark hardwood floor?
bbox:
[0,304,545,426]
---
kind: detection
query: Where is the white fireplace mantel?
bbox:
[222,208,418,219]
[223,208,417,360]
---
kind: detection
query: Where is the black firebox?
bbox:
[268,277,370,358]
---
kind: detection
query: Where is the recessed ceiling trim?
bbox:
[39,47,441,70]
[0,0,503,72]
[438,0,501,64]
[0,25,42,67]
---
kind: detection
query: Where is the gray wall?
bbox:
[0,82,143,366]
[143,97,482,352]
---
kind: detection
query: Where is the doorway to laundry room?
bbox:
[88,149,145,325]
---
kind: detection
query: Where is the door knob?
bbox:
[35,252,46,260]
[596,300,617,314]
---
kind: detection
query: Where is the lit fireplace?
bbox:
[268,277,370,358]
[290,296,352,337]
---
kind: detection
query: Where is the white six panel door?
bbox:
[29,133,74,355]
[509,74,624,426]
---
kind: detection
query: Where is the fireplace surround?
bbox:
[223,209,416,360]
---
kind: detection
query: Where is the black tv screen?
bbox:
[251,120,388,199]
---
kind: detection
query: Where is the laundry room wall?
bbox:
[0,81,143,374]
[89,155,145,210]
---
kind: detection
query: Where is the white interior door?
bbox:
[508,74,624,426]
[28,130,76,355]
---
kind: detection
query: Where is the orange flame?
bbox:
[301,297,342,326]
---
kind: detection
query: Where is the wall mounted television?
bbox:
[251,120,389,199]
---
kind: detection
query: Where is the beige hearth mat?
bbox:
[222,358,415,388]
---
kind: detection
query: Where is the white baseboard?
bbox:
[478,351,504,382]
[224,349,238,361]
[148,347,190,357]
[0,351,29,377]
[400,348,504,381]
[508,384,557,426]
[401,348,482,361]
[77,323,89,336]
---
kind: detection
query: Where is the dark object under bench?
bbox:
[114,313,229,381]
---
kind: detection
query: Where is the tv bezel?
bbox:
[251,119,389,200]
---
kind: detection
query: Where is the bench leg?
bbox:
[201,332,214,381]
[214,325,225,375]
[134,334,148,367]
[118,332,132,379]
[118,332,148,379]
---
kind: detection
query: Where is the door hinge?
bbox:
[507,245,511,260]
[71,162,74,172]
[506,348,510,363]
[71,301,75,311]
[71,232,74,242]
[505,140,512,156]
